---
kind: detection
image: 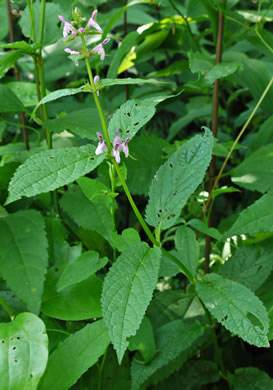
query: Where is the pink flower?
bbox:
[95,132,108,155]
[58,15,77,39]
[111,131,130,163]
[87,10,103,33]
[91,38,110,61]
[64,48,80,55]
[94,75,100,96]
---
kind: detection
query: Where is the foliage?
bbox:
[0,0,273,388]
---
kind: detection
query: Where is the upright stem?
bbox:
[205,6,224,273]
[123,0,129,100]
[0,296,14,321]
[6,0,30,150]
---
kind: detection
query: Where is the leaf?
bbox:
[57,251,108,292]
[39,320,110,390]
[111,228,141,252]
[60,185,113,243]
[6,144,105,204]
[101,242,161,363]
[205,61,241,84]
[187,219,222,240]
[0,84,27,113]
[126,134,169,196]
[41,266,102,320]
[43,107,101,140]
[128,316,156,363]
[145,128,213,230]
[77,176,113,207]
[196,273,269,348]
[0,50,21,79]
[0,313,48,390]
[6,81,48,107]
[229,367,273,390]
[0,0,8,41]
[218,246,273,291]
[107,99,157,143]
[31,86,86,118]
[0,210,48,314]
[225,192,273,238]
[0,40,34,54]
[131,320,204,390]
[100,78,170,89]
[175,226,199,277]
[231,143,273,193]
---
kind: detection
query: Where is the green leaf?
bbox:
[0,41,34,54]
[205,61,241,84]
[41,266,102,320]
[187,219,222,240]
[126,134,168,196]
[0,210,48,314]
[6,81,49,107]
[31,86,86,119]
[57,251,108,292]
[231,143,273,193]
[107,99,157,143]
[229,367,273,390]
[218,246,273,292]
[60,185,113,243]
[225,192,273,238]
[77,176,113,206]
[128,316,156,363]
[0,50,21,79]
[6,144,105,204]
[100,78,170,89]
[196,273,269,348]
[0,313,48,390]
[175,226,199,277]
[111,228,141,252]
[107,31,139,78]
[131,320,204,390]
[39,320,110,390]
[0,84,27,113]
[43,107,101,140]
[0,0,8,41]
[145,128,213,230]
[101,242,161,363]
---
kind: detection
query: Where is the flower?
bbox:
[91,38,110,61]
[94,75,100,96]
[64,48,80,55]
[95,132,108,155]
[58,15,77,39]
[86,10,103,33]
[111,131,130,163]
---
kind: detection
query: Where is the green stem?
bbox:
[46,328,70,336]
[109,163,117,261]
[97,347,108,390]
[39,0,46,53]
[81,35,194,282]
[26,0,36,42]
[0,296,14,321]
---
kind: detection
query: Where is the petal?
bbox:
[94,75,100,84]
[64,48,80,55]
[112,148,121,163]
[121,142,129,158]
[87,9,103,33]
[96,141,107,155]
[113,131,121,147]
[96,132,103,142]
[102,38,110,45]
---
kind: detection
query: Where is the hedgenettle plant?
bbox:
[0,0,273,389]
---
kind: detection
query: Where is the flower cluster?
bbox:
[58,10,110,63]
[95,131,130,164]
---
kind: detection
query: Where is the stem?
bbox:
[205,5,224,273]
[6,0,30,150]
[97,347,108,390]
[0,296,14,321]
[109,164,117,262]
[39,0,46,53]
[26,0,36,42]
[203,76,273,214]
[46,328,70,336]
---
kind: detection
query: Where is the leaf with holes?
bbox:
[218,246,273,292]
[131,320,204,390]
[107,98,157,142]
[0,210,48,314]
[145,128,213,230]
[101,242,161,364]
[39,320,109,390]
[6,145,104,204]
[0,313,48,390]
[196,273,269,348]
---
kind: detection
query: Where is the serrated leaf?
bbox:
[0,84,27,113]
[187,219,222,240]
[231,143,273,193]
[39,320,110,390]
[128,316,156,363]
[107,99,156,143]
[6,144,104,204]
[0,210,48,314]
[0,313,48,390]
[196,273,269,347]
[101,242,161,363]
[218,246,273,291]
[229,367,273,389]
[41,266,102,320]
[60,185,113,243]
[225,192,273,238]
[111,228,141,252]
[57,251,108,292]
[175,226,199,277]
[146,128,213,230]
[131,320,204,390]
[205,61,241,84]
